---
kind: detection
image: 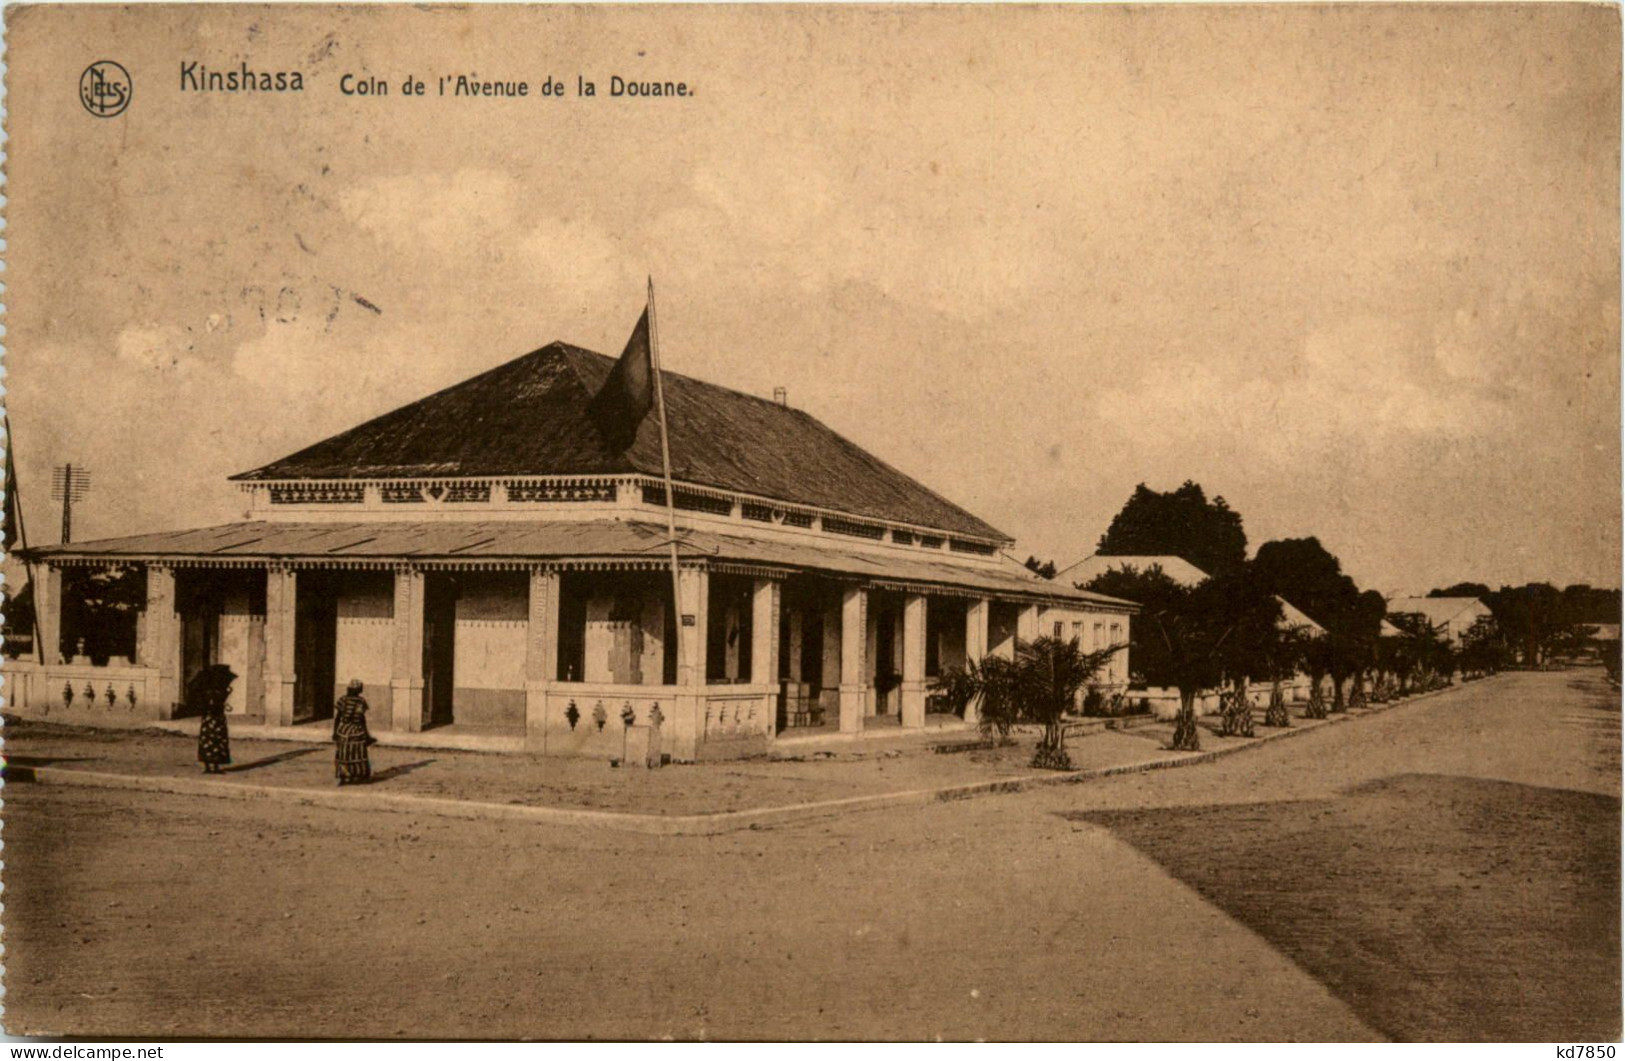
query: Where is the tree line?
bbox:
[974,481,1619,764]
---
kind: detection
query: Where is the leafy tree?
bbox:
[61,564,147,663]
[1085,561,1282,744]
[1252,538,1385,710]
[1429,582,1492,600]
[1199,566,1283,738]
[1251,537,1356,627]
[1096,481,1247,577]
[1301,635,1332,719]
[1263,626,1315,726]
[1084,566,1226,751]
[1023,555,1057,580]
[1486,583,1567,667]
[1457,615,1507,679]
[1388,611,1456,691]
[1323,590,1388,709]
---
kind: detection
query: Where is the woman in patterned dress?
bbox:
[333,678,375,786]
[191,664,236,774]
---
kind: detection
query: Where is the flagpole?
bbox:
[4,412,39,663]
[645,278,686,680]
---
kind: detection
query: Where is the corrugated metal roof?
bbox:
[1058,551,1325,633]
[1057,553,1212,588]
[230,342,1008,542]
[1386,596,1492,626]
[30,520,1135,609]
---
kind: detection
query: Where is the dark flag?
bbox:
[589,307,655,451]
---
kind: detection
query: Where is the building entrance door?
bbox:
[293,583,336,723]
[423,577,457,728]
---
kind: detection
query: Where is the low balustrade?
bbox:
[3,659,166,723]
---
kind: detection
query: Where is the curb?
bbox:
[10,678,1486,836]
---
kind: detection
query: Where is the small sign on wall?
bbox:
[681,614,697,627]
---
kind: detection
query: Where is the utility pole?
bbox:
[51,463,90,544]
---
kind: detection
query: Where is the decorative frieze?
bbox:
[641,484,734,516]
[269,483,364,505]
[381,485,426,503]
[508,480,617,503]
[443,483,491,503]
[823,516,887,541]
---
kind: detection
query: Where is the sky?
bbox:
[5,4,1620,596]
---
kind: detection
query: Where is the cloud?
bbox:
[337,168,638,307]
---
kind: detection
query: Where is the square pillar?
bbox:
[671,566,709,760]
[390,567,426,733]
[819,596,842,719]
[1017,602,1040,646]
[137,564,179,716]
[839,584,868,733]
[524,568,559,751]
[262,567,298,727]
[901,593,928,729]
[785,607,804,682]
[32,563,63,667]
[964,598,990,726]
[751,578,780,736]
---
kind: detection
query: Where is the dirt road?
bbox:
[4,669,1616,1040]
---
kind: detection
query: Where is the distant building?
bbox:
[1056,553,1327,637]
[10,338,1135,759]
[1385,596,1494,646]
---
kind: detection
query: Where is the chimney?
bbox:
[773,387,788,406]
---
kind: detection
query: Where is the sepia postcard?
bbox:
[0,2,1620,1045]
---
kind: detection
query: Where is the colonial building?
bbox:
[1055,551,1325,716]
[1384,595,1494,647]
[9,339,1134,760]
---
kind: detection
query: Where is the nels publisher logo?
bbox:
[80,60,132,117]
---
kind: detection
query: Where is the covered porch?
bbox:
[10,519,1112,760]
[12,560,1050,760]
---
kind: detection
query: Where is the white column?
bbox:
[901,593,928,729]
[751,578,780,737]
[32,563,62,667]
[839,584,868,733]
[1017,602,1040,645]
[139,565,179,716]
[390,567,426,733]
[524,568,560,751]
[964,598,989,726]
[671,566,709,760]
[262,566,298,727]
[820,596,842,720]
[785,607,804,682]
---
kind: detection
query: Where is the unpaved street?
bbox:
[3,669,1617,1040]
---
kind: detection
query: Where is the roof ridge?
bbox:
[230,342,582,481]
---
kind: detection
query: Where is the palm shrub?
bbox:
[1264,680,1289,727]
[1218,681,1255,738]
[1262,626,1311,728]
[934,637,1119,769]
[932,655,1018,744]
[1016,637,1120,770]
[1302,637,1332,720]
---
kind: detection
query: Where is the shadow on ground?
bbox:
[371,758,437,784]
[223,747,323,773]
[1066,773,1621,1041]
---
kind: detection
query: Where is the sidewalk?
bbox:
[2,680,1474,833]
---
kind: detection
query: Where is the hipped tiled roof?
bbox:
[28,520,1133,610]
[231,343,1007,542]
